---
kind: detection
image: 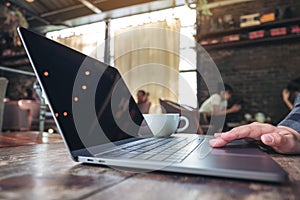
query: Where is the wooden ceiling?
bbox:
[2,0,184,32]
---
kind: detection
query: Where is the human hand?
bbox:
[228,104,241,113]
[209,122,300,154]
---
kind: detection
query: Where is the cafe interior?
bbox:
[0,0,300,198]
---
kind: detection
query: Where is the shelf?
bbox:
[0,53,27,61]
[197,16,300,50]
[1,58,30,68]
[1,63,31,68]
[201,34,300,50]
[200,17,300,39]
[0,48,29,68]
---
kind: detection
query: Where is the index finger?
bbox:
[220,122,276,141]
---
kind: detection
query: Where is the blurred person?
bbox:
[137,90,146,104]
[136,90,151,114]
[199,84,241,133]
[199,83,241,116]
[282,77,300,110]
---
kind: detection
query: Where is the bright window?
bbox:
[46,6,197,108]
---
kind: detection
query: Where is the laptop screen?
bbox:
[18,27,153,154]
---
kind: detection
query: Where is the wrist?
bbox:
[278,126,300,152]
[278,126,300,137]
[272,126,300,154]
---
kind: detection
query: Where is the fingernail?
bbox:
[209,139,218,146]
[262,134,274,144]
[209,139,218,147]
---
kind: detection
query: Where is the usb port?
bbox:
[87,159,94,162]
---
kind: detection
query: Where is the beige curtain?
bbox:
[54,32,101,59]
[114,19,181,113]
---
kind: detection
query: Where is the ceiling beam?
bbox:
[64,0,186,27]
[40,4,85,18]
[78,0,102,14]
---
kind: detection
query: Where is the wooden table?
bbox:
[0,132,63,148]
[0,141,300,199]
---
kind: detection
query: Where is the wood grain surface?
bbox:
[0,141,299,200]
[0,132,62,148]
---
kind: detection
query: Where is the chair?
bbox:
[3,100,57,132]
[0,78,8,132]
[2,101,30,131]
[159,98,209,134]
[18,100,41,130]
[18,100,57,132]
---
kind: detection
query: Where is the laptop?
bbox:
[18,27,288,183]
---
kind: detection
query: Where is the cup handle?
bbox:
[176,116,189,132]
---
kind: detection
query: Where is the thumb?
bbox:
[261,134,275,146]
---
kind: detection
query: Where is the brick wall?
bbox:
[197,0,300,124]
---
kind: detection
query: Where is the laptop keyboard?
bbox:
[98,136,203,163]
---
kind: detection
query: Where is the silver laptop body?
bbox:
[18,27,288,183]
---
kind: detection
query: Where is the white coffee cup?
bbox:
[143,113,189,137]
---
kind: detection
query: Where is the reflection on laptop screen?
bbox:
[18,27,152,154]
[72,60,153,149]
